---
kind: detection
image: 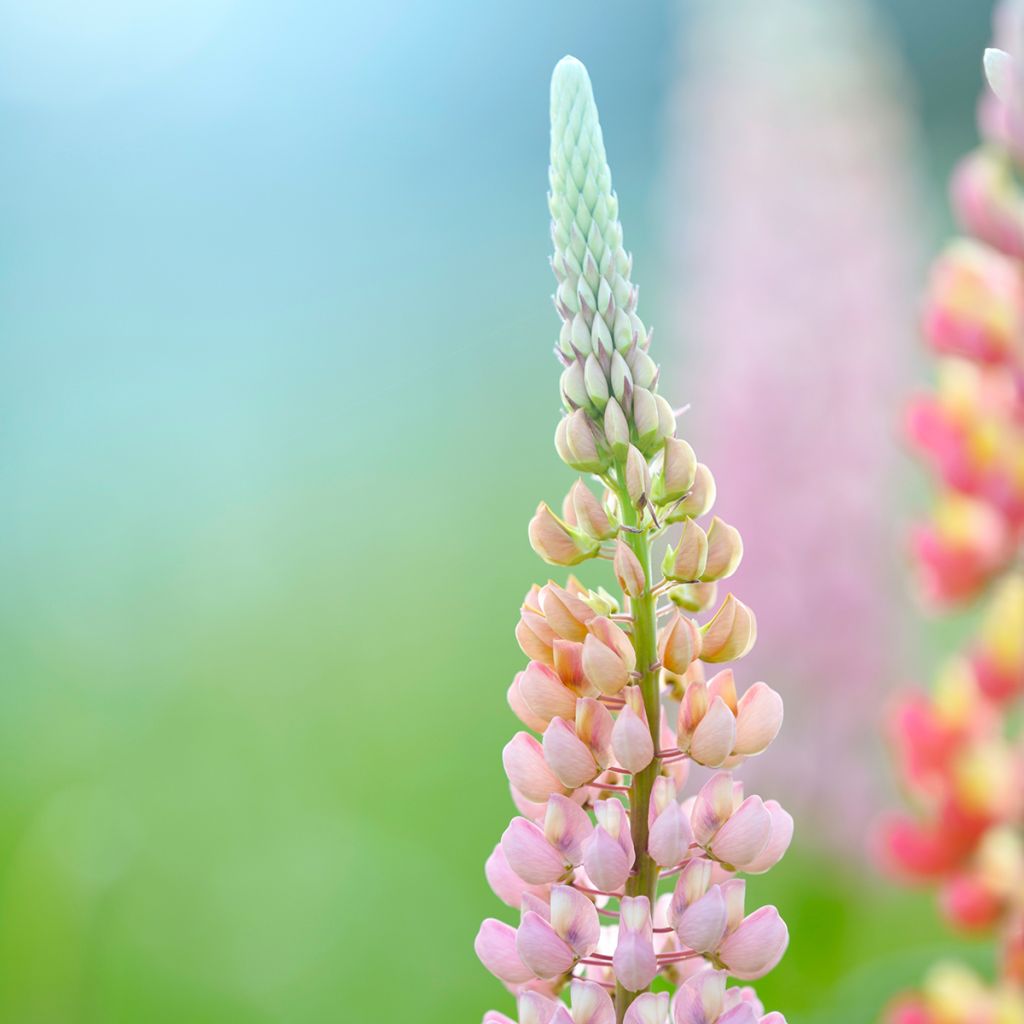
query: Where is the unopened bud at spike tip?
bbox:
[614,538,647,597]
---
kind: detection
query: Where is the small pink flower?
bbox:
[716,906,789,981]
[543,718,601,789]
[625,992,670,1024]
[672,969,726,1024]
[504,732,570,803]
[614,896,658,992]
[476,918,535,985]
[649,800,694,869]
[519,661,578,725]
[709,796,772,870]
[612,687,656,773]
[502,817,570,885]
[733,683,784,757]
[486,844,551,907]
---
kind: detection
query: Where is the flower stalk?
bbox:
[477,56,791,1024]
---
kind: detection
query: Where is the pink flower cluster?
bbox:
[905,9,1024,608]
[883,7,1024,1022]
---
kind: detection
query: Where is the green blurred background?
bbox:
[0,1,1001,1020]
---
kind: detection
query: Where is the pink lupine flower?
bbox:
[477,55,790,1022]
[716,905,789,981]
[667,0,922,851]
[881,7,1024,1022]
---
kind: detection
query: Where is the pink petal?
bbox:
[742,801,794,875]
[486,844,551,907]
[576,697,615,764]
[759,1014,787,1024]
[475,918,534,984]
[720,878,746,933]
[676,886,728,953]
[717,1006,758,1024]
[519,992,561,1024]
[516,910,576,979]
[691,772,736,845]
[689,696,737,767]
[549,1008,574,1024]
[614,896,657,992]
[504,732,570,803]
[709,796,772,869]
[612,704,656,773]
[550,884,601,957]
[717,906,789,981]
[483,1013,517,1024]
[509,674,551,732]
[669,859,713,928]
[502,817,569,885]
[583,633,631,695]
[582,826,631,893]
[649,802,693,868]
[520,661,579,724]
[543,717,599,788]
[624,992,670,1024]
[544,793,595,864]
[570,978,616,1024]
[733,683,783,757]
[595,798,635,862]
[672,969,726,1024]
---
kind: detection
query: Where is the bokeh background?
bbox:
[0,1,1002,1020]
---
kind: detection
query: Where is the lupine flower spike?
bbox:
[882,6,1024,1022]
[477,57,791,1024]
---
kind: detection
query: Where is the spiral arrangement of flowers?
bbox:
[475,56,792,1024]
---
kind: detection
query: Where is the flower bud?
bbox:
[709,795,772,869]
[564,408,609,473]
[529,503,600,566]
[612,687,655,773]
[655,437,697,503]
[610,350,633,402]
[665,463,716,523]
[582,632,631,695]
[516,911,575,979]
[668,581,718,613]
[588,615,636,670]
[625,444,651,508]
[649,800,693,869]
[501,817,569,884]
[659,611,703,673]
[633,387,660,452]
[663,519,709,582]
[700,595,757,663]
[689,696,737,768]
[571,480,616,541]
[582,823,631,893]
[539,582,595,641]
[614,896,658,992]
[561,360,591,411]
[701,517,744,582]
[614,538,647,597]
[584,354,610,411]
[604,398,631,458]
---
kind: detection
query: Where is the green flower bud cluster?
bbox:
[549,56,676,473]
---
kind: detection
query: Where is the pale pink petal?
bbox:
[520,661,579,724]
[690,696,737,767]
[759,1014,787,1024]
[516,910,576,979]
[486,844,551,907]
[720,878,746,934]
[709,796,771,869]
[672,968,726,1024]
[624,991,670,1024]
[505,732,570,803]
[549,1008,574,1024]
[612,704,656,773]
[717,1006,758,1024]
[742,801,794,875]
[649,802,694,868]
[733,683,783,757]
[502,818,568,885]
[583,633,631,695]
[582,826,631,893]
[676,886,728,953]
[519,991,561,1024]
[544,793,594,864]
[550,884,601,957]
[570,978,616,1024]
[521,892,551,921]
[577,697,615,764]
[483,1012,517,1024]
[613,896,658,992]
[595,799,635,865]
[716,906,789,980]
[669,859,714,931]
[475,918,534,984]
[543,717,599,788]
[510,674,551,732]
[691,772,735,845]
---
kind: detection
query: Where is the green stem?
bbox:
[613,473,661,1023]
